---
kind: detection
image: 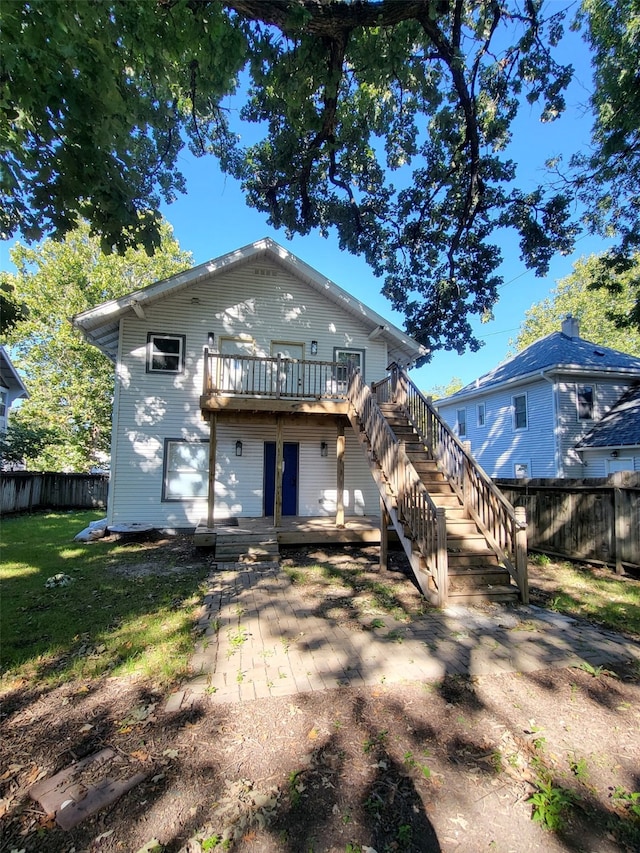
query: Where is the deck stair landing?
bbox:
[378,403,518,604]
[213,528,280,563]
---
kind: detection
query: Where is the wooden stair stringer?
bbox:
[346,410,440,605]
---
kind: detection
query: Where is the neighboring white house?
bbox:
[0,345,28,436]
[435,317,640,478]
[72,238,425,530]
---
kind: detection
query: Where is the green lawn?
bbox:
[0,511,210,690]
[529,554,640,639]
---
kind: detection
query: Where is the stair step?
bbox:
[447,552,501,568]
[449,567,513,587]
[447,585,518,604]
[447,534,495,553]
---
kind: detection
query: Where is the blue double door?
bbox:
[263,442,299,516]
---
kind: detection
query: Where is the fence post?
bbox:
[515,505,529,604]
[613,480,624,576]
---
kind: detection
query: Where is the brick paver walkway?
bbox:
[165,562,640,712]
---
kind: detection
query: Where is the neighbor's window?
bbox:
[514,462,529,478]
[577,385,595,420]
[456,408,467,437]
[477,402,485,427]
[0,389,7,419]
[162,439,209,500]
[513,394,528,430]
[147,333,185,373]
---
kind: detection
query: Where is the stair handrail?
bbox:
[347,369,448,604]
[390,365,528,603]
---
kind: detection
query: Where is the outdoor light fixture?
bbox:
[236,440,243,457]
[311,340,318,355]
[320,441,328,457]
[208,332,215,348]
[611,449,619,458]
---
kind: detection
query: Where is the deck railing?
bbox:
[348,369,448,604]
[203,349,349,399]
[385,365,528,602]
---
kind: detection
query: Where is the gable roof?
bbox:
[576,383,640,450]
[72,237,426,367]
[0,346,28,398]
[438,331,640,404]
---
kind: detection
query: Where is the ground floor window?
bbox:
[162,439,209,500]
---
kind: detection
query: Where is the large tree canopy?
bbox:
[2,222,191,471]
[0,0,595,354]
[559,0,640,331]
[514,253,640,355]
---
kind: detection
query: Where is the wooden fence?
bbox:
[496,472,640,572]
[0,472,109,516]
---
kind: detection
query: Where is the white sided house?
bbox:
[73,238,424,531]
[435,317,640,479]
[0,346,28,436]
[74,239,530,607]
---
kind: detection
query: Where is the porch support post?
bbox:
[207,414,217,529]
[379,495,389,571]
[336,420,345,528]
[274,415,284,526]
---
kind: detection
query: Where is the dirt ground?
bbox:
[1,544,639,853]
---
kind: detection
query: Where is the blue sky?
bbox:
[1,20,604,393]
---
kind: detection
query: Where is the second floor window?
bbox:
[147,333,185,373]
[477,402,485,427]
[457,408,467,437]
[577,385,594,420]
[513,394,528,430]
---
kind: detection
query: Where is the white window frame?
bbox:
[514,461,530,479]
[147,333,186,374]
[0,388,7,419]
[456,407,467,438]
[162,439,209,501]
[477,402,485,428]
[333,348,365,389]
[512,393,528,431]
[576,384,595,421]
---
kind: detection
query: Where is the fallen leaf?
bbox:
[135,840,163,853]
[0,763,23,781]
[449,815,469,830]
[162,749,179,759]
[95,830,115,843]
[307,728,318,740]
[130,750,150,763]
[79,724,93,733]
[26,765,47,786]
[151,773,165,784]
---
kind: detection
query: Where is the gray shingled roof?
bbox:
[576,383,640,449]
[441,331,640,402]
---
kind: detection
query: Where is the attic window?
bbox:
[147,333,185,374]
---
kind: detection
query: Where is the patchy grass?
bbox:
[528,556,640,639]
[0,511,210,690]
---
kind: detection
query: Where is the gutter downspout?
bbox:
[540,370,562,476]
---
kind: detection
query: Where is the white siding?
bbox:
[556,378,629,476]
[438,380,556,478]
[109,258,385,527]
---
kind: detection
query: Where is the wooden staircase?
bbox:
[379,404,518,603]
[346,366,528,607]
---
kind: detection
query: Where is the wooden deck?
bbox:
[194,515,382,549]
